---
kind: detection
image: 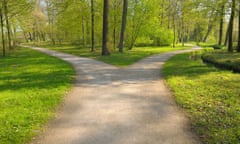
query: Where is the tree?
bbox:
[91,0,95,52]
[218,5,225,45]
[3,0,11,50]
[237,1,240,52]
[118,0,128,53]
[228,0,235,52]
[0,7,5,56]
[102,0,110,55]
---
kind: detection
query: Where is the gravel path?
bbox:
[26,46,202,144]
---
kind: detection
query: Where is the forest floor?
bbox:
[22,45,202,144]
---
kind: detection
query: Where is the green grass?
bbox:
[0,47,74,144]
[163,52,240,143]
[33,44,191,66]
[202,51,240,72]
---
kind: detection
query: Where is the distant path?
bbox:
[24,46,202,144]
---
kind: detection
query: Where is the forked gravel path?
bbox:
[24,46,202,144]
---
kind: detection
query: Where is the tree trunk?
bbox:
[102,0,110,56]
[118,0,128,53]
[237,2,240,52]
[202,24,213,42]
[172,16,176,48]
[228,0,235,52]
[224,23,230,46]
[82,16,85,48]
[0,9,6,57]
[29,32,32,42]
[218,5,224,45]
[91,0,95,52]
[113,3,117,50]
[3,0,12,50]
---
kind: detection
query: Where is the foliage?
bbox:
[202,51,240,72]
[150,28,174,46]
[212,44,224,49]
[0,47,74,144]
[163,52,240,143]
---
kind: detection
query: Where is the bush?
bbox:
[212,44,223,50]
[150,28,174,46]
[135,37,154,47]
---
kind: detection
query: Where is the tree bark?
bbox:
[172,15,176,48]
[3,0,12,50]
[224,22,230,46]
[228,0,235,52]
[218,5,224,45]
[119,0,128,53]
[91,0,95,52]
[82,16,85,48]
[0,8,6,57]
[237,2,240,52]
[202,24,213,42]
[102,0,110,56]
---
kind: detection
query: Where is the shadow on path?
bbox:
[22,46,202,144]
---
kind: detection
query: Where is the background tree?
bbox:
[102,0,110,55]
[118,0,128,53]
[0,7,5,56]
[228,0,235,52]
[91,0,95,52]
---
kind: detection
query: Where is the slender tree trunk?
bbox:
[0,9,5,57]
[113,25,116,50]
[82,16,85,48]
[28,32,32,42]
[3,0,12,50]
[218,5,224,45]
[91,0,95,52]
[119,0,128,53]
[113,4,117,50]
[102,0,110,56]
[228,0,235,52]
[203,24,213,42]
[172,16,176,48]
[237,2,240,52]
[224,23,230,46]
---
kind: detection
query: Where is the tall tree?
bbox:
[228,0,235,52]
[102,0,110,55]
[218,5,225,45]
[0,8,5,56]
[118,0,128,53]
[237,1,240,52]
[91,0,95,52]
[3,0,11,50]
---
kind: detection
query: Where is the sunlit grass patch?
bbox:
[163,52,240,143]
[0,47,74,144]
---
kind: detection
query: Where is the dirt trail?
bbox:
[26,46,202,144]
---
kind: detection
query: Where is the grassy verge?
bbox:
[162,52,240,143]
[31,44,191,66]
[0,47,74,144]
[202,51,240,73]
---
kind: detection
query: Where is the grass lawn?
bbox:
[33,44,191,66]
[202,51,240,72]
[0,47,74,144]
[163,52,240,143]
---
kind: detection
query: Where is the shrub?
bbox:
[212,44,223,50]
[150,28,174,46]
